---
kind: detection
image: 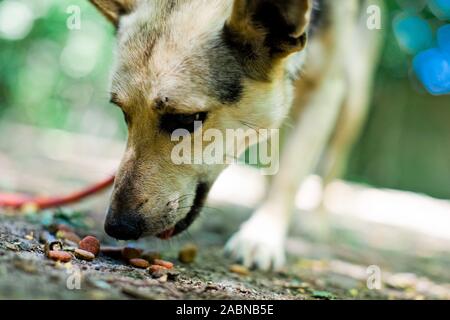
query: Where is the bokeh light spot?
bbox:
[413,48,450,95]
[0,0,34,40]
[393,14,434,55]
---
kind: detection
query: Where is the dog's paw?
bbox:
[225,210,287,271]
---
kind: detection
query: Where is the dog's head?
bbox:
[90,0,312,240]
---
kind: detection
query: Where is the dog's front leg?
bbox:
[226,75,347,271]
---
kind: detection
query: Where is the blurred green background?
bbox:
[0,0,124,138]
[0,0,449,199]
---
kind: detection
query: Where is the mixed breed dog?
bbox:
[88,0,384,270]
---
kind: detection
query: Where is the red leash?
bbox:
[0,175,115,210]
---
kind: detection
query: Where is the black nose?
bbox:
[104,211,144,240]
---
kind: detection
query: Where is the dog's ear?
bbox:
[226,0,313,56]
[89,0,135,27]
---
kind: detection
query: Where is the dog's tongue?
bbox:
[157,228,175,240]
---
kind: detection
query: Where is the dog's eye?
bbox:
[159,112,208,134]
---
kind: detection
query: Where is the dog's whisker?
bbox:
[240,120,261,131]
[171,194,195,204]
[177,206,194,211]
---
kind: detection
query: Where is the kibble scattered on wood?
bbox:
[74,248,95,261]
[129,258,150,269]
[47,250,72,263]
[229,264,250,276]
[121,247,143,260]
[153,259,174,269]
[79,236,100,256]
[178,243,198,264]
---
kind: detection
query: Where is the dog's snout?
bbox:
[104,210,144,240]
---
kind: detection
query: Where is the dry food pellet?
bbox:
[229,264,250,276]
[79,236,100,256]
[149,264,167,273]
[153,259,174,269]
[47,250,72,263]
[74,248,95,261]
[129,258,150,269]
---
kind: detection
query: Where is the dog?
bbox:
[89,0,384,270]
